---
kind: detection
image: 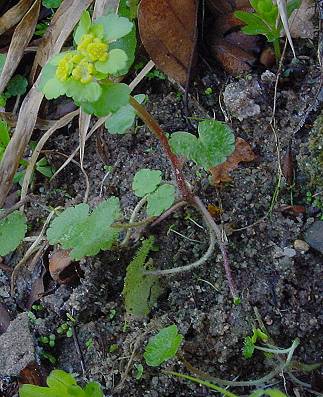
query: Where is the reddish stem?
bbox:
[129,96,192,200]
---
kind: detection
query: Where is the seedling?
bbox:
[0,210,27,256]
[85,337,94,350]
[243,328,269,359]
[234,0,301,59]
[39,334,56,348]
[132,168,176,217]
[57,313,76,338]
[19,369,103,397]
[134,363,144,380]
[144,324,183,367]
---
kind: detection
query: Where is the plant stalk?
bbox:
[129,96,192,200]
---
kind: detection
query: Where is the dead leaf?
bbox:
[0,303,11,334]
[138,0,198,85]
[282,141,294,186]
[279,204,305,215]
[0,0,34,35]
[49,249,80,284]
[0,0,41,94]
[207,204,223,218]
[210,137,255,184]
[26,264,46,310]
[209,38,255,75]
[19,362,44,386]
[206,0,235,16]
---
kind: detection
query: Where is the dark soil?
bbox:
[0,31,322,397]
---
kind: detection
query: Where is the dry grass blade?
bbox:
[31,0,94,82]
[276,0,296,57]
[0,0,94,207]
[0,0,41,94]
[0,0,34,35]
[0,112,57,130]
[20,110,80,201]
[93,0,119,18]
[78,110,91,202]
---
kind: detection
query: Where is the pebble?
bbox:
[294,239,310,252]
[304,221,323,254]
[283,247,297,258]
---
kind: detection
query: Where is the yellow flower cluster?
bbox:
[56,34,108,84]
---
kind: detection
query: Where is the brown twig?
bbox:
[0,196,31,221]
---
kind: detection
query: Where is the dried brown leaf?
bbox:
[0,0,93,207]
[138,0,198,85]
[0,0,40,94]
[282,141,294,186]
[0,0,34,35]
[209,38,255,75]
[210,137,255,184]
[49,249,79,284]
[19,362,44,386]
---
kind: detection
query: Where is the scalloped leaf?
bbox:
[95,14,133,42]
[65,80,102,103]
[144,324,183,367]
[147,184,175,217]
[132,168,162,197]
[95,49,128,75]
[81,82,130,117]
[47,198,120,260]
[169,119,235,170]
[0,211,27,256]
[105,94,145,134]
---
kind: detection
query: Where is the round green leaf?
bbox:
[109,25,137,76]
[132,168,162,197]
[42,77,66,100]
[146,184,175,217]
[6,75,28,97]
[81,82,130,117]
[65,80,102,103]
[105,94,145,134]
[95,49,128,75]
[95,14,133,42]
[144,325,183,367]
[0,211,27,256]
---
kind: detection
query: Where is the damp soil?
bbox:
[0,41,322,397]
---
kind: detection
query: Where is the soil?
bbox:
[0,20,322,397]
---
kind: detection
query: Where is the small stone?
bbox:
[304,221,323,254]
[294,239,310,252]
[0,313,35,376]
[283,247,297,258]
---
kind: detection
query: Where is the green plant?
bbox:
[57,313,76,338]
[39,11,134,115]
[132,168,176,217]
[169,119,235,171]
[105,93,145,134]
[243,328,269,359]
[19,369,103,397]
[234,0,300,59]
[46,197,120,260]
[0,210,27,256]
[122,237,162,317]
[306,191,323,220]
[39,334,56,348]
[134,363,144,380]
[42,0,62,8]
[85,338,94,350]
[144,324,183,367]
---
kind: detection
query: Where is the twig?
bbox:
[150,200,187,228]
[71,324,86,376]
[0,196,31,221]
[120,196,148,247]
